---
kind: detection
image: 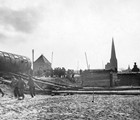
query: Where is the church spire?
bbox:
[110,37,118,71]
[111,37,117,60]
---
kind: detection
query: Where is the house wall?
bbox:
[81,71,140,87]
[117,73,140,86]
[81,70,112,87]
[33,62,52,76]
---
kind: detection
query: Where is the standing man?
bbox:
[0,77,4,97]
[11,76,19,98]
[17,76,26,100]
[27,75,35,98]
[0,88,4,97]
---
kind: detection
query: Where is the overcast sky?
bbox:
[0,0,140,70]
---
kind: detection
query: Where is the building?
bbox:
[121,65,131,73]
[105,38,118,72]
[33,54,52,76]
[131,62,139,72]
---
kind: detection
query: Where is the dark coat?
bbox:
[18,79,26,89]
[27,78,35,87]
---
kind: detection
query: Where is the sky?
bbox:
[0,0,140,71]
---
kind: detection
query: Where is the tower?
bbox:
[110,38,118,71]
[105,38,118,72]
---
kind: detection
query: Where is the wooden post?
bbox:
[92,87,94,102]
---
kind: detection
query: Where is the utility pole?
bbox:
[32,49,34,70]
[77,61,79,73]
[85,52,90,69]
[51,52,53,68]
[102,60,104,69]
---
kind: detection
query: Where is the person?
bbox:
[0,77,4,97]
[11,76,19,98]
[17,76,26,100]
[27,75,35,98]
[0,88,4,97]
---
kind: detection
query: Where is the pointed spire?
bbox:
[111,37,116,60]
[110,37,118,71]
[105,37,118,72]
[128,65,131,72]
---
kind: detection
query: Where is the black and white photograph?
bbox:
[0,0,140,119]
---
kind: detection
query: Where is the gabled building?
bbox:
[33,54,52,76]
[105,38,118,72]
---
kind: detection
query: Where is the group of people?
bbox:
[11,75,35,100]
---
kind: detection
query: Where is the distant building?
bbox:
[105,62,111,70]
[128,65,131,72]
[131,62,139,72]
[105,38,118,72]
[121,65,131,73]
[33,54,52,76]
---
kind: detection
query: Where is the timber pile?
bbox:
[52,90,140,95]
[0,72,76,94]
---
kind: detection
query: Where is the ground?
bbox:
[0,84,140,120]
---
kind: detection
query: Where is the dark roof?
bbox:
[34,54,51,65]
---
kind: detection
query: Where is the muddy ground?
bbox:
[0,84,140,120]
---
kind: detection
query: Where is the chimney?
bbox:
[32,49,34,70]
